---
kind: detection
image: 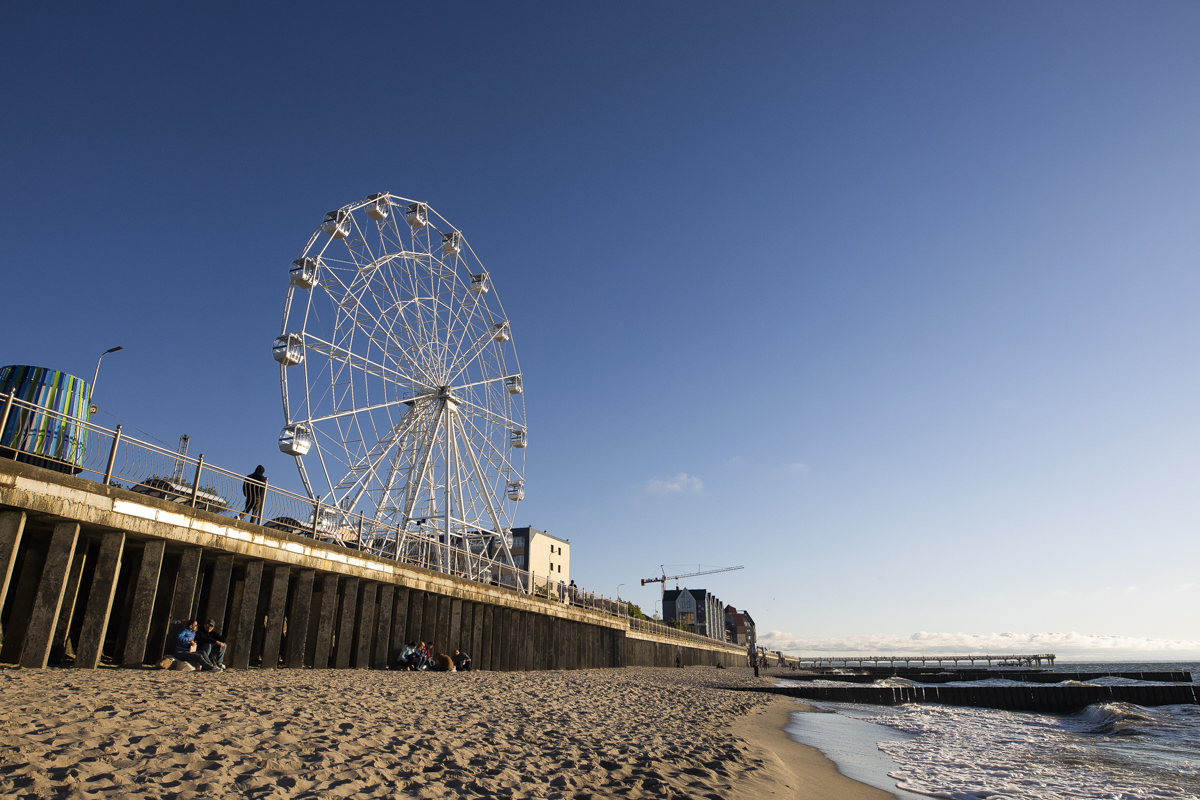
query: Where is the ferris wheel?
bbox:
[273,192,525,578]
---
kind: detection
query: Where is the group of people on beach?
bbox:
[169,622,473,674]
[172,619,227,671]
[396,641,471,672]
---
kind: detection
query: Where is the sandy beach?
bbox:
[0,664,887,799]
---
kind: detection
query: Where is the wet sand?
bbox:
[0,665,885,799]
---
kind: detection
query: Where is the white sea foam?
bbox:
[779,662,1200,798]
[808,699,1200,799]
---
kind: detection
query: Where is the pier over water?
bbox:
[793,653,1056,668]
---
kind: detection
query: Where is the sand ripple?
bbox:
[0,666,773,799]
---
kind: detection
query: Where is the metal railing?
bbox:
[627,615,742,648]
[0,391,626,619]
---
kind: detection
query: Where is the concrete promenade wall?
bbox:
[0,459,745,671]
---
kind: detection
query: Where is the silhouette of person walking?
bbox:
[242,465,266,524]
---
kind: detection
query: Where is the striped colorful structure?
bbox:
[0,365,92,471]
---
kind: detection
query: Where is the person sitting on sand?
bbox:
[397,641,419,670]
[195,620,226,670]
[452,649,471,671]
[432,651,455,672]
[416,642,433,671]
[174,620,216,671]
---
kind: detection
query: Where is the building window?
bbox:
[550,562,554,571]
[557,565,561,573]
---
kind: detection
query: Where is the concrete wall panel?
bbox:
[74,531,124,669]
[311,573,339,669]
[120,540,164,667]
[334,577,360,669]
[286,569,315,669]
[20,522,80,668]
[228,561,264,669]
[354,581,377,669]
[480,604,494,671]
[373,583,394,670]
[389,585,409,668]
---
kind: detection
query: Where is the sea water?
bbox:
[784,661,1200,799]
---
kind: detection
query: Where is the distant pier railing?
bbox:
[790,653,1057,668]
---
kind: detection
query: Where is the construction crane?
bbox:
[641,565,744,597]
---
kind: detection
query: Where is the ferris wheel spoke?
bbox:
[330,403,425,511]
[402,403,444,526]
[450,374,513,393]
[307,426,342,506]
[438,282,482,373]
[320,264,436,387]
[442,325,501,388]
[454,395,518,430]
[371,432,414,529]
[301,393,430,425]
[381,400,438,525]
[453,411,506,536]
[303,334,428,391]
[456,406,519,478]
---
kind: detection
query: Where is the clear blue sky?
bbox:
[3,2,1198,659]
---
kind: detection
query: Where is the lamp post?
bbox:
[617,583,624,601]
[90,346,124,405]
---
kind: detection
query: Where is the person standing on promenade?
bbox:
[242,465,266,524]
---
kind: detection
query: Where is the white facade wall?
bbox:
[527,529,570,585]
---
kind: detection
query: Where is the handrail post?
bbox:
[0,390,15,452]
[189,454,205,507]
[257,478,269,524]
[103,425,123,485]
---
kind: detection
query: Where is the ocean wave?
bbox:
[1069,703,1158,736]
[807,698,1200,799]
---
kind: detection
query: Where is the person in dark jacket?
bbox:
[195,619,227,670]
[452,649,472,671]
[242,465,266,523]
[174,620,215,671]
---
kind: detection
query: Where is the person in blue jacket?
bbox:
[174,620,217,671]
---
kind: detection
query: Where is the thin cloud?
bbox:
[645,473,704,495]
[757,630,1200,656]
[784,462,809,473]
[723,456,744,467]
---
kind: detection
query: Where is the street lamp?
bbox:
[617,583,624,601]
[90,346,124,410]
